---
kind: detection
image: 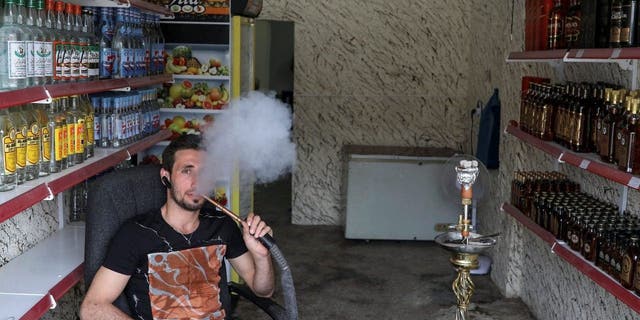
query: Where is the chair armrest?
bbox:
[228,282,286,320]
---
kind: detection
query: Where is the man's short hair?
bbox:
[162,134,203,173]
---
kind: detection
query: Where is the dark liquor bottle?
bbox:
[610,0,624,47]
[573,85,592,152]
[539,0,554,50]
[565,0,582,48]
[628,99,640,173]
[596,0,612,47]
[548,0,567,49]
[590,85,606,153]
[580,0,598,48]
[599,90,622,162]
[621,0,638,46]
[614,95,633,166]
[621,235,640,289]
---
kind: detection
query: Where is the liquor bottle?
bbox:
[548,0,566,49]
[596,0,612,47]
[590,85,605,153]
[62,97,76,167]
[29,102,49,177]
[54,98,68,170]
[152,15,164,75]
[610,0,623,47]
[0,109,17,191]
[46,100,61,173]
[9,108,27,185]
[0,0,28,90]
[98,7,114,79]
[79,94,94,158]
[621,0,638,46]
[580,0,597,48]
[622,235,640,289]
[82,8,99,80]
[72,4,88,81]
[35,0,52,84]
[599,90,622,162]
[565,0,582,48]
[573,85,592,152]
[111,8,128,79]
[24,0,46,85]
[68,95,85,164]
[20,105,39,181]
[64,3,79,81]
[52,1,69,82]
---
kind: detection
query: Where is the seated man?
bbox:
[80,134,274,320]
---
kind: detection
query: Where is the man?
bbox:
[80,134,274,320]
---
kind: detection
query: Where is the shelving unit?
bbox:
[0,74,172,109]
[0,129,172,225]
[501,202,640,314]
[504,122,640,189]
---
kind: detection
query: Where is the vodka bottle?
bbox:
[30,102,50,177]
[9,107,28,184]
[20,105,39,181]
[46,99,61,173]
[111,8,128,78]
[142,14,151,76]
[112,96,122,147]
[90,96,103,148]
[80,94,94,158]
[134,10,146,77]
[0,109,17,191]
[98,7,114,79]
[0,0,28,90]
[65,3,79,81]
[152,15,164,75]
[101,95,112,147]
[83,8,98,80]
[56,97,68,169]
[52,1,69,82]
[21,0,44,86]
[61,96,76,167]
[68,95,85,164]
[72,4,88,80]
[35,0,53,84]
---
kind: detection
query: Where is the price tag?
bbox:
[628,177,640,189]
[575,49,584,58]
[579,159,590,169]
[612,48,622,59]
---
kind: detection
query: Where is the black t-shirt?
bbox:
[103,209,248,320]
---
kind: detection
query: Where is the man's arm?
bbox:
[79,267,133,320]
[229,213,275,297]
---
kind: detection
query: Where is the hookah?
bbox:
[435,159,498,320]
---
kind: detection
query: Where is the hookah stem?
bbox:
[201,195,276,249]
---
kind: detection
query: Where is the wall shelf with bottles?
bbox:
[0,74,173,110]
[0,129,171,225]
[507,48,640,63]
[505,122,640,190]
[65,0,172,16]
[501,202,640,314]
[0,224,84,320]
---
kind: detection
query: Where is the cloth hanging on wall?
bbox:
[476,89,501,169]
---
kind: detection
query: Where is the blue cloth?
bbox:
[476,89,501,169]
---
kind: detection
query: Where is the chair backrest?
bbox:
[84,164,166,314]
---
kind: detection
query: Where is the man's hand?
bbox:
[241,213,273,257]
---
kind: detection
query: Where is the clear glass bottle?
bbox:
[111,8,128,79]
[68,95,85,164]
[20,105,39,181]
[83,8,98,80]
[0,109,17,191]
[9,107,28,185]
[98,7,114,79]
[34,0,53,84]
[64,3,79,81]
[80,94,94,158]
[0,0,28,90]
[46,99,61,173]
[30,102,49,177]
[52,0,69,82]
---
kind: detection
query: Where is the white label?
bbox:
[26,40,34,78]
[34,41,46,77]
[8,40,27,79]
[579,159,590,169]
[42,41,53,77]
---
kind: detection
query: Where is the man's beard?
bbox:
[171,188,204,211]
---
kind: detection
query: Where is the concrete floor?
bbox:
[233,176,536,320]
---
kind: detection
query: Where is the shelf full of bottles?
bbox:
[510,77,640,191]
[504,170,640,314]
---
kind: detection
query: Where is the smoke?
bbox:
[197,91,296,195]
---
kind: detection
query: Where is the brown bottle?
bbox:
[621,0,638,47]
[610,0,624,47]
[618,98,639,172]
[541,85,557,141]
[614,95,633,167]
[549,0,567,49]
[565,0,582,48]
[599,90,622,163]
[591,86,608,153]
[621,235,639,288]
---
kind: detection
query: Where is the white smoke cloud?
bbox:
[197,91,296,195]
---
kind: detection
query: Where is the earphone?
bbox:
[161,176,173,189]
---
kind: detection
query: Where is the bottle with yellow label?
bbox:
[29,102,49,177]
[9,107,27,184]
[19,104,39,181]
[55,97,67,170]
[79,94,93,159]
[47,99,62,173]
[68,95,85,165]
[0,109,17,191]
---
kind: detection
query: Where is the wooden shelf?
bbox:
[505,122,640,189]
[0,129,172,225]
[507,48,640,63]
[501,202,640,314]
[0,74,174,110]
[0,224,85,320]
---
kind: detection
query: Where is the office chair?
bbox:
[84,164,294,319]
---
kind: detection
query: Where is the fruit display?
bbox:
[164,45,229,76]
[163,114,215,140]
[161,80,229,109]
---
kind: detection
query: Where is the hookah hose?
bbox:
[202,195,298,320]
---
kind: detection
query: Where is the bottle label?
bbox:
[8,41,27,79]
[100,47,114,78]
[136,48,146,76]
[75,119,85,154]
[70,42,81,79]
[79,43,89,79]
[54,126,63,161]
[15,127,26,168]
[42,41,54,77]
[53,40,64,80]
[67,122,76,156]
[41,127,50,161]
[34,41,48,77]
[86,114,94,146]
[27,123,39,166]
[94,115,101,143]
[89,44,100,77]
[62,42,72,80]
[3,129,17,174]
[27,40,35,78]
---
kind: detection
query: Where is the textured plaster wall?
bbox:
[261,0,470,225]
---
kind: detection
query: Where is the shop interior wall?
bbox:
[261,0,471,225]
[466,0,640,318]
